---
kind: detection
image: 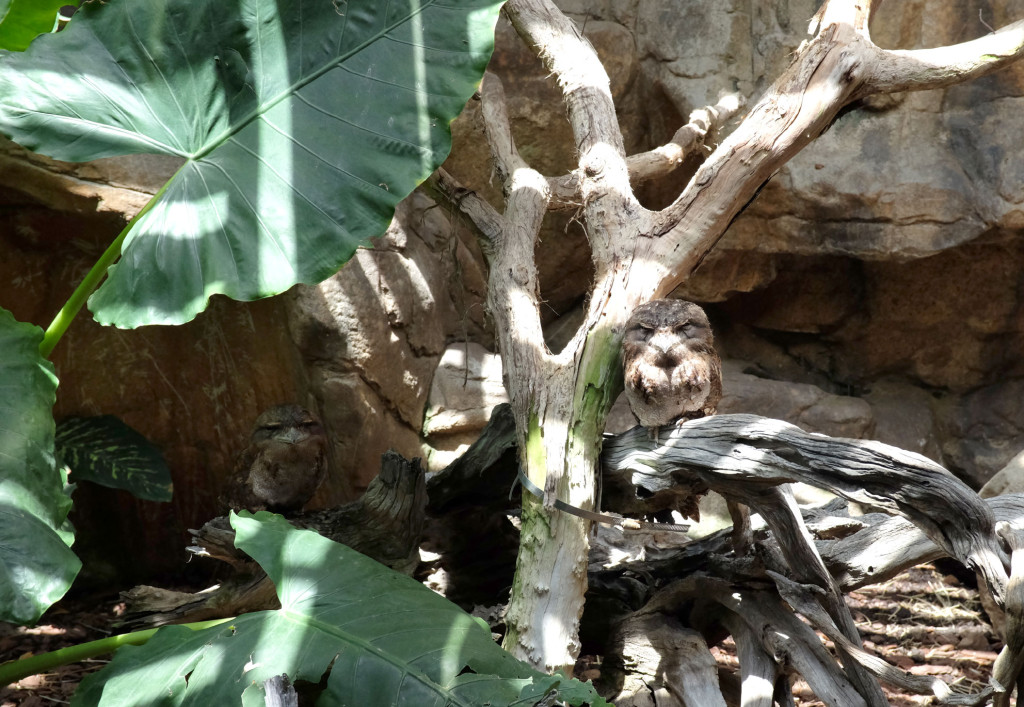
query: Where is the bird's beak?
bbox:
[648,331,676,353]
[277,427,304,444]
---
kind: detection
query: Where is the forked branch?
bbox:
[647,5,1024,296]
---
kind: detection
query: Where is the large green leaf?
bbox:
[0,308,79,624]
[73,513,608,706]
[56,415,173,502]
[0,0,502,328]
[0,0,73,51]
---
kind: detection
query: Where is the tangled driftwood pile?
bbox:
[598,414,1023,706]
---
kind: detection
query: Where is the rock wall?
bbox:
[1,0,1023,580]
[285,191,490,494]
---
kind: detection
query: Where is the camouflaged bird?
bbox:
[221,404,328,515]
[621,299,722,439]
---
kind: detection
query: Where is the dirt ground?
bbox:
[0,563,1012,705]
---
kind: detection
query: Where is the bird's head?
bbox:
[251,404,325,445]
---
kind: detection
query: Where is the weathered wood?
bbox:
[637,576,868,707]
[426,403,518,514]
[821,495,1024,592]
[606,613,725,707]
[294,451,427,574]
[422,403,522,606]
[719,612,776,707]
[602,414,1009,604]
[750,485,888,706]
[769,570,953,701]
[584,493,1024,705]
[262,675,298,707]
[122,452,426,624]
[993,522,1024,706]
[718,588,866,707]
[591,417,1022,704]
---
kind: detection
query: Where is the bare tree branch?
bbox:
[543,92,745,210]
[648,23,864,295]
[424,168,505,246]
[504,0,644,261]
[629,94,744,182]
[602,414,1010,605]
[477,72,552,370]
[478,72,529,181]
[812,0,876,37]
[644,10,1024,297]
[864,19,1024,94]
[503,0,623,158]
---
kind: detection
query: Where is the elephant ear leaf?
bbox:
[0,0,504,328]
[0,308,79,625]
[0,0,74,51]
[56,415,173,502]
[73,513,609,706]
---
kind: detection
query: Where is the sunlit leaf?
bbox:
[73,513,608,706]
[0,0,75,51]
[0,0,503,328]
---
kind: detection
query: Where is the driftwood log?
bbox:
[603,415,1008,600]
[122,450,426,625]
[597,414,1022,706]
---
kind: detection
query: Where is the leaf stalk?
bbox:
[38,180,169,357]
[0,617,232,686]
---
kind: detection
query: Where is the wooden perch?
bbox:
[602,414,1009,604]
[597,414,1024,705]
[993,522,1024,706]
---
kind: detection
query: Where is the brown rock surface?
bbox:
[287,192,490,490]
[980,447,1024,498]
[717,361,875,439]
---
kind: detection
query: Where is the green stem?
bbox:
[39,179,168,358]
[0,618,232,686]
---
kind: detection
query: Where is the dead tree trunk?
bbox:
[431,0,1024,672]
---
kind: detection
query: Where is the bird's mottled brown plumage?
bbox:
[621,299,722,435]
[221,404,328,515]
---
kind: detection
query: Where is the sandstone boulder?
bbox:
[980,447,1024,498]
[718,360,875,439]
[936,379,1024,488]
[423,343,510,439]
